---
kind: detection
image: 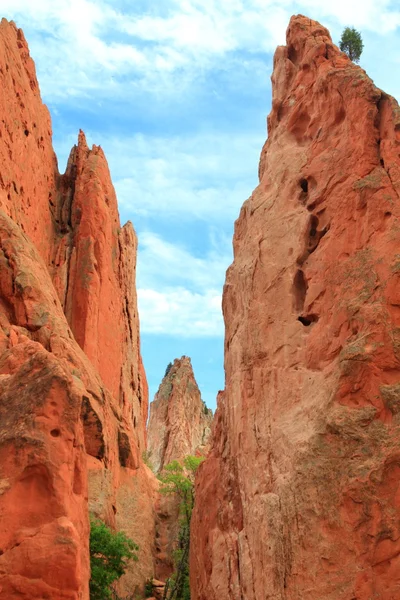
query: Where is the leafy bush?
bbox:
[159,456,204,600]
[339,27,363,62]
[89,516,139,600]
[144,579,154,598]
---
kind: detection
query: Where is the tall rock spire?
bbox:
[191,15,400,600]
[147,356,212,473]
[0,19,154,598]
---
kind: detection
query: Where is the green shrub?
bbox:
[144,579,154,598]
[89,516,139,600]
[158,456,204,600]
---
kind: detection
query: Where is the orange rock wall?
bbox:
[191,15,400,600]
[0,18,154,598]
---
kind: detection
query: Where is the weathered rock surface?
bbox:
[191,15,400,600]
[148,356,212,581]
[0,19,58,265]
[0,18,155,598]
[53,131,148,448]
[148,356,212,473]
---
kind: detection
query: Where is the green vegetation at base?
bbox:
[158,455,205,600]
[339,27,364,63]
[90,516,139,600]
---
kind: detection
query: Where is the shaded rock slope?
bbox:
[0,18,155,599]
[191,15,400,600]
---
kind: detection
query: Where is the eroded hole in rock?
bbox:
[80,396,105,460]
[24,129,29,136]
[300,178,308,193]
[298,314,319,326]
[307,215,319,253]
[306,217,329,257]
[112,504,117,514]
[50,429,61,437]
[293,270,308,312]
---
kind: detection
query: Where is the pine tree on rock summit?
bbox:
[339,26,364,62]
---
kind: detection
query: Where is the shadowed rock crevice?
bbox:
[292,269,308,312]
[80,396,105,461]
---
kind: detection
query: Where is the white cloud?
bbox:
[65,130,263,221]
[138,288,223,337]
[136,230,229,337]
[3,0,400,102]
[138,231,231,290]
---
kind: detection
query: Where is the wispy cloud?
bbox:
[3,0,400,103]
[138,288,223,337]
[137,231,230,337]
[68,131,263,221]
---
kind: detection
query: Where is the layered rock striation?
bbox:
[147,356,212,473]
[191,15,400,600]
[0,18,154,598]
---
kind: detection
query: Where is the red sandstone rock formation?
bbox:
[147,357,212,580]
[147,356,212,473]
[0,18,154,598]
[191,15,400,600]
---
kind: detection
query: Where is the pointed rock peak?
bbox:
[163,355,193,381]
[77,128,89,151]
[286,14,332,51]
[147,356,212,472]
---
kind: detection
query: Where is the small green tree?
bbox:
[165,362,173,378]
[339,27,364,62]
[159,456,204,600]
[89,517,139,600]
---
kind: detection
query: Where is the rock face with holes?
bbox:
[148,356,212,580]
[191,15,400,600]
[0,19,155,598]
[147,356,213,474]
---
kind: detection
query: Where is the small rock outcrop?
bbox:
[147,356,212,473]
[191,15,400,600]
[0,19,155,598]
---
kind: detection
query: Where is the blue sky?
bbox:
[2,1,400,411]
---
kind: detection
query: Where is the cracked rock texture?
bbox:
[0,19,154,599]
[191,15,400,600]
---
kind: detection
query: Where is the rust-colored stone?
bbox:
[148,356,213,581]
[191,15,400,600]
[0,18,155,598]
[148,356,212,473]
[0,19,58,264]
